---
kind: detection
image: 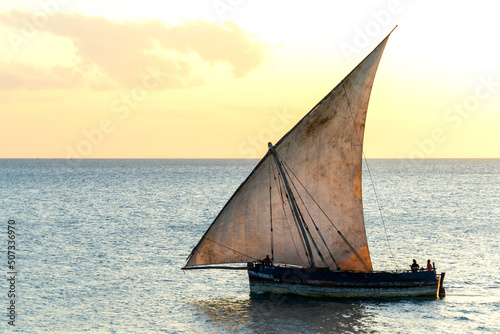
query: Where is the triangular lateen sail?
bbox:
[185,31,393,272]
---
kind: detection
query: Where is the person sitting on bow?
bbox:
[410,259,420,273]
[262,255,273,266]
[427,259,433,271]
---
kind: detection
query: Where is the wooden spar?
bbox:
[268,142,316,267]
[182,266,248,270]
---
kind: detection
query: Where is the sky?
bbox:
[1,0,499,159]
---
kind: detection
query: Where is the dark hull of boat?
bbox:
[248,263,445,298]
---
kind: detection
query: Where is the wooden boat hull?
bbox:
[248,263,444,298]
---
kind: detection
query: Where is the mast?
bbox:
[268,142,316,267]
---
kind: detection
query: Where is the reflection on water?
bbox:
[192,294,374,333]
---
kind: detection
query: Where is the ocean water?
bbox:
[0,159,498,333]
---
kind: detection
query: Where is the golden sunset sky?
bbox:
[1,0,499,158]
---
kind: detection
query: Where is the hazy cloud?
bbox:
[155,20,269,78]
[0,59,83,90]
[0,9,272,90]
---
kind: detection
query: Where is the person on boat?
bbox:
[410,259,420,272]
[262,255,273,266]
[427,259,433,271]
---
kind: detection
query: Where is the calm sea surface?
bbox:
[0,159,498,333]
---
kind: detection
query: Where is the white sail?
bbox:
[185,33,392,272]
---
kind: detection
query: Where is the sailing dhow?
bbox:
[183,29,446,298]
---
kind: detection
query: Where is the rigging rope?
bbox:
[273,162,309,266]
[294,202,330,268]
[282,163,338,269]
[279,152,372,272]
[342,82,400,270]
[280,158,369,270]
[206,238,260,262]
[269,145,316,267]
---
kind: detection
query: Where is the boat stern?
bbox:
[438,272,446,298]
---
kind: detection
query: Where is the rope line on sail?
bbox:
[342,82,400,270]
[268,157,274,261]
[274,162,309,267]
[269,144,316,268]
[279,157,371,272]
[282,162,338,269]
[272,154,313,267]
[280,158,341,233]
[205,238,260,262]
[295,202,329,268]
[279,158,342,232]
[281,174,324,267]
[336,231,371,271]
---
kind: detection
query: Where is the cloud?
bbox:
[0,59,83,90]
[0,9,272,90]
[155,20,269,78]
